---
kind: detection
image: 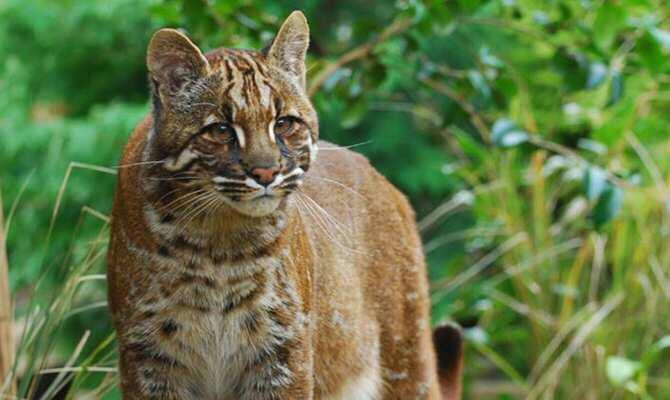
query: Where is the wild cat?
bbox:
[107,10,462,399]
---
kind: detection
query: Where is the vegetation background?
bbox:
[1,0,670,398]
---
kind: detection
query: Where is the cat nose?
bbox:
[249,165,280,185]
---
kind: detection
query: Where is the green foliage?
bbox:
[1,0,670,398]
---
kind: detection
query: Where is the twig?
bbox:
[527,136,634,190]
[431,232,528,295]
[420,77,492,143]
[308,18,414,97]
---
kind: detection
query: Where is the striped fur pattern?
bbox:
[107,11,459,400]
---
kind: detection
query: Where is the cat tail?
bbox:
[433,323,464,400]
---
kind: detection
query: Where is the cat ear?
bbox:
[147,29,210,94]
[266,11,310,89]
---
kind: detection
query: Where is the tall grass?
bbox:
[1,166,119,399]
[431,136,670,398]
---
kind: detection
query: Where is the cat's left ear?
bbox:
[266,11,310,89]
[147,29,210,94]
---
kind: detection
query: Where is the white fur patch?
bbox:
[325,366,383,400]
[308,136,318,164]
[212,175,263,189]
[164,148,198,171]
[204,114,219,126]
[268,120,277,143]
[233,124,246,148]
[268,167,304,189]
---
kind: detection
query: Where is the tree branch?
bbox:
[308,18,414,97]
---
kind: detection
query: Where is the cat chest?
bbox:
[137,254,300,395]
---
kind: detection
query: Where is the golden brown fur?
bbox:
[107,11,461,400]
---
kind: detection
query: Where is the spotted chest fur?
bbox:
[119,208,307,399]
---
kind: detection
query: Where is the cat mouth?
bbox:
[220,190,283,217]
[250,192,276,201]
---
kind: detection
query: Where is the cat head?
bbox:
[146,11,318,218]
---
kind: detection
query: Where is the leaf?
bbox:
[595,97,634,145]
[650,28,670,51]
[606,356,641,386]
[452,126,488,164]
[593,3,626,50]
[468,70,491,100]
[587,62,608,89]
[593,184,624,228]
[584,167,608,201]
[608,71,625,106]
[578,139,607,155]
[641,335,670,367]
[637,32,667,73]
[491,119,529,147]
[323,68,351,92]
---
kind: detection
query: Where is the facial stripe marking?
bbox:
[233,124,246,149]
[268,120,277,144]
[268,168,304,189]
[213,176,264,190]
[164,148,199,171]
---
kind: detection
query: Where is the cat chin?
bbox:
[224,195,283,217]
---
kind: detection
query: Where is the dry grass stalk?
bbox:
[0,199,15,394]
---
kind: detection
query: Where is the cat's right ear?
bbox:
[147,29,210,94]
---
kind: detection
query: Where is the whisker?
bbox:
[180,193,219,228]
[318,140,372,151]
[153,186,201,209]
[112,160,166,169]
[149,176,200,182]
[174,192,218,228]
[279,183,300,191]
[295,193,355,253]
[159,188,210,214]
[147,189,211,233]
[298,191,351,238]
[304,175,365,200]
[294,195,336,243]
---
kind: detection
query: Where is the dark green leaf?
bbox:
[587,62,608,89]
[608,72,625,106]
[593,184,624,228]
[593,3,626,50]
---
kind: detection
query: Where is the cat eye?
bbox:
[201,123,236,145]
[274,116,299,138]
